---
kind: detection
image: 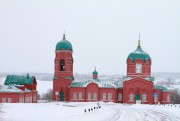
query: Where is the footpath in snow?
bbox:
[1,102,180,121]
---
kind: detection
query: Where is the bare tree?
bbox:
[41,89,53,101]
[37,93,41,100]
[172,89,180,104]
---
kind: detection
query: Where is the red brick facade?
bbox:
[53,35,171,104]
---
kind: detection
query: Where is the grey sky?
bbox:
[0,0,180,74]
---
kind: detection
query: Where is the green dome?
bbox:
[127,44,151,62]
[56,34,73,51]
[93,68,98,75]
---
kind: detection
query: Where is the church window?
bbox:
[73,92,77,99]
[108,93,112,101]
[129,93,134,102]
[103,93,106,101]
[88,92,91,100]
[2,98,6,103]
[118,93,122,101]
[8,98,12,103]
[60,60,65,71]
[79,92,82,99]
[142,94,146,102]
[93,93,97,100]
[167,94,170,102]
[136,63,142,73]
[30,97,32,103]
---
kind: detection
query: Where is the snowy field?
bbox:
[1,102,180,121]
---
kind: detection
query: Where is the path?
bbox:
[104,104,180,121]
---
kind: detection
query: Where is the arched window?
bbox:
[79,92,82,99]
[118,93,122,101]
[60,60,65,71]
[108,93,112,101]
[129,93,134,102]
[167,94,170,102]
[73,92,77,99]
[136,63,142,73]
[93,93,97,100]
[88,92,91,100]
[103,93,106,101]
[142,94,146,102]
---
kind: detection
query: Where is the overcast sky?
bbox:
[0,0,180,75]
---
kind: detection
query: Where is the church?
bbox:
[53,34,171,104]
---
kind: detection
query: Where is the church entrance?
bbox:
[136,93,140,100]
[135,93,141,104]
[60,91,64,101]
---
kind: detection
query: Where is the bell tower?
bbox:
[53,33,73,101]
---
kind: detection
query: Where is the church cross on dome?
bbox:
[63,31,66,39]
[138,33,141,47]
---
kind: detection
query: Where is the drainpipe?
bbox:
[24,92,26,103]
[85,88,86,102]
[99,88,100,101]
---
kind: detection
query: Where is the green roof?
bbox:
[154,85,169,92]
[56,34,73,51]
[127,45,151,62]
[93,70,98,75]
[4,75,35,85]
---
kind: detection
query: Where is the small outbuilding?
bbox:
[0,74,37,103]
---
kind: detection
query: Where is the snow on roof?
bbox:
[71,79,123,88]
[25,88,32,92]
[0,85,24,93]
[0,84,33,93]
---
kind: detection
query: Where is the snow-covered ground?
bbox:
[1,102,180,121]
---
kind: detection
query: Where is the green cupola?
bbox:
[93,67,98,79]
[93,67,98,75]
[127,39,151,62]
[56,34,73,51]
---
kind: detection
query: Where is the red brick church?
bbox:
[53,34,171,104]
